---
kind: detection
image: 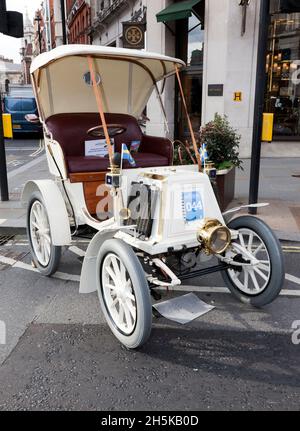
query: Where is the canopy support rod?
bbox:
[87,56,114,166]
[155,83,170,135]
[175,64,202,172]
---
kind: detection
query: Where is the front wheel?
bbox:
[222,216,285,307]
[27,191,62,276]
[96,239,152,349]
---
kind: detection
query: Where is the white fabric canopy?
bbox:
[30,45,185,120]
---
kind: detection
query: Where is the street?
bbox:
[0,234,300,410]
[0,137,300,411]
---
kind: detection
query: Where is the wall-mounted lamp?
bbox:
[239,0,252,37]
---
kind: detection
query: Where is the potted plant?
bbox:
[173,114,242,210]
[199,114,243,210]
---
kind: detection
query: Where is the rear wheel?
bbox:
[27,192,61,276]
[222,216,285,307]
[97,239,152,349]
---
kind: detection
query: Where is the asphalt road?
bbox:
[0,235,299,411]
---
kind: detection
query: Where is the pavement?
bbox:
[0,137,49,230]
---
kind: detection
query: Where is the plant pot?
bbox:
[215,166,236,212]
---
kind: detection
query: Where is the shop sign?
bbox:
[234,92,243,102]
[208,84,224,97]
[123,22,146,49]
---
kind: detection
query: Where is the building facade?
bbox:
[44,0,300,157]
[66,0,91,44]
[20,10,35,84]
[88,0,257,155]
[32,8,47,57]
[0,56,22,95]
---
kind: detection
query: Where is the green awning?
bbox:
[156,0,201,23]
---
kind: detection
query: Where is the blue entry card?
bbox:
[183,191,204,223]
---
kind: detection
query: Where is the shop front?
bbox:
[156,0,205,141]
[265,3,300,141]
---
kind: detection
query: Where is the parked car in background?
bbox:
[3,85,42,136]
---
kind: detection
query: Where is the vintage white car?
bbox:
[22,45,285,349]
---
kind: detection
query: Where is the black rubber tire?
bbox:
[222,216,285,307]
[27,191,62,277]
[96,239,152,349]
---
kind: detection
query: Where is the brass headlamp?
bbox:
[197,218,231,255]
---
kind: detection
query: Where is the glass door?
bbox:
[175,8,205,140]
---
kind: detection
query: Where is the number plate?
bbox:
[182,191,204,223]
[13,124,21,129]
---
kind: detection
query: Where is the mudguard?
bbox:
[79,230,116,294]
[22,180,72,246]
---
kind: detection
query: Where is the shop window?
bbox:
[265,12,300,140]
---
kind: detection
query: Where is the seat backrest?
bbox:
[45,113,143,157]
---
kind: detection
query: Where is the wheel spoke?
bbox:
[253,243,265,256]
[247,233,254,252]
[111,256,121,278]
[125,291,135,302]
[243,270,249,289]
[106,283,117,292]
[40,239,46,262]
[33,210,39,222]
[106,265,118,284]
[118,303,125,325]
[111,297,119,308]
[120,263,126,281]
[32,221,40,230]
[249,270,260,291]
[44,241,51,260]
[125,299,136,317]
[44,234,51,244]
[239,233,246,248]
[253,266,269,282]
[258,263,270,273]
[123,303,132,328]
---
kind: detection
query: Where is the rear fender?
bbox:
[22,180,71,246]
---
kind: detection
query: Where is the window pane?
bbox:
[265,13,300,139]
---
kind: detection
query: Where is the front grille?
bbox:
[126,182,158,240]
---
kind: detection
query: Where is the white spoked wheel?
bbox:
[27,192,61,276]
[97,239,152,349]
[222,216,285,307]
[102,253,137,336]
[30,200,52,267]
[227,228,271,296]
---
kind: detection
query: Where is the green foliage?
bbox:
[173,140,197,166]
[199,114,243,170]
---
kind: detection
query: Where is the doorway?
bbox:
[175,1,205,140]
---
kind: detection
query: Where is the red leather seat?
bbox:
[45,113,173,175]
[67,156,110,173]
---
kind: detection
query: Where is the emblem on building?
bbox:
[123,22,146,49]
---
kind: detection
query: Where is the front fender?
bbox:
[79,230,116,294]
[22,180,72,246]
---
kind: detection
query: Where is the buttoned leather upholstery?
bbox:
[45,113,173,174]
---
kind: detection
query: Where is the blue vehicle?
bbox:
[3,93,42,135]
